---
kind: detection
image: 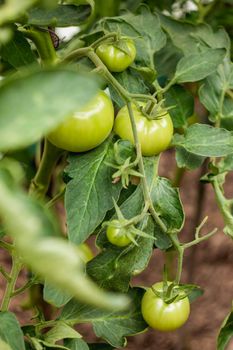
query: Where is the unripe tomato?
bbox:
[141,282,190,331]
[114,103,173,156]
[47,91,114,152]
[106,220,135,247]
[96,39,136,73]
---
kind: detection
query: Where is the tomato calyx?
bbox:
[103,199,156,247]
[106,140,142,188]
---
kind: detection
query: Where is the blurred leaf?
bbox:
[60,288,147,348]
[0,340,12,350]
[0,312,25,350]
[65,136,122,244]
[27,4,92,27]
[0,165,129,310]
[172,125,233,157]
[174,49,226,83]
[0,69,100,152]
[165,85,194,128]
[217,310,233,350]
[64,339,89,350]
[0,0,37,26]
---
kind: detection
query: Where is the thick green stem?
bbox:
[1,254,22,311]
[29,139,63,199]
[19,27,58,66]
[170,235,184,284]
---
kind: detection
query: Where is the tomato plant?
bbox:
[47,90,114,152]
[114,103,174,156]
[141,282,190,331]
[0,1,232,350]
[96,38,136,72]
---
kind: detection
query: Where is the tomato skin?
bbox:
[96,39,136,73]
[114,103,174,156]
[141,282,190,331]
[106,220,133,247]
[47,91,114,152]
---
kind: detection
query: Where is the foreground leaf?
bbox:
[0,312,25,350]
[217,310,233,350]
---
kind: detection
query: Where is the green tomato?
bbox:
[106,220,134,247]
[47,91,114,152]
[141,282,190,331]
[114,103,173,156]
[96,39,136,73]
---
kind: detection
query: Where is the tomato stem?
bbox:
[90,32,119,49]
[1,253,22,311]
[169,234,184,284]
[19,26,58,66]
[29,139,64,199]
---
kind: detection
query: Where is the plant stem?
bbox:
[170,234,184,284]
[11,278,38,297]
[0,240,13,252]
[90,32,118,49]
[46,187,65,208]
[19,26,58,66]
[1,254,22,311]
[0,266,11,282]
[29,139,63,199]
[182,228,217,249]
[126,102,167,233]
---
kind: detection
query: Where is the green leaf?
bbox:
[0,0,38,26]
[0,166,129,310]
[172,124,233,157]
[0,312,25,350]
[199,61,233,122]
[64,339,89,350]
[217,310,233,350]
[158,13,230,54]
[218,154,233,173]
[109,68,149,108]
[0,69,100,152]
[87,216,154,292]
[65,136,122,244]
[151,177,184,234]
[60,288,147,348]
[43,282,72,307]
[165,85,194,128]
[27,4,92,27]
[174,49,226,83]
[1,30,38,69]
[44,322,81,345]
[175,147,205,170]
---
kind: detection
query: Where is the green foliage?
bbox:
[0,1,232,349]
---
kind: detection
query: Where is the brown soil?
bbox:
[1,150,233,350]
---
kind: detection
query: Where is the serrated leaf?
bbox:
[176,146,205,170]
[158,13,230,54]
[43,282,72,307]
[199,60,233,122]
[65,137,122,244]
[44,322,81,345]
[173,124,233,157]
[27,4,91,27]
[1,30,38,69]
[174,49,226,83]
[0,312,25,350]
[217,310,233,350]
[151,177,184,234]
[164,85,194,128]
[60,288,147,348]
[0,70,100,152]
